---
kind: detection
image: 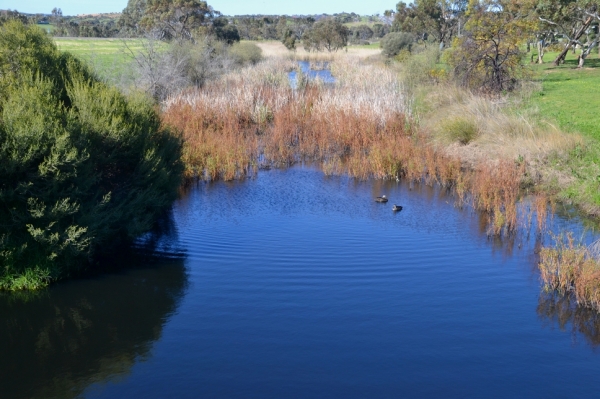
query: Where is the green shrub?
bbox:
[401,45,441,87]
[229,41,263,66]
[0,21,184,289]
[436,116,479,145]
[380,32,414,57]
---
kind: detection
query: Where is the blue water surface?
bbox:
[2,165,599,399]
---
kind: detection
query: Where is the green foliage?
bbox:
[393,0,467,46]
[229,41,263,66]
[446,0,533,92]
[381,31,415,57]
[120,0,215,40]
[0,21,184,289]
[349,24,374,44]
[282,28,296,50]
[400,45,442,88]
[302,18,349,52]
[212,16,240,44]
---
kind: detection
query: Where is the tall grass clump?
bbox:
[436,116,479,145]
[0,21,183,289]
[539,234,600,312]
[422,85,582,164]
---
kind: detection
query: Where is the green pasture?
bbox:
[36,23,55,34]
[531,50,600,140]
[53,37,148,80]
[527,49,600,207]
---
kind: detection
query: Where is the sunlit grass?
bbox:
[53,37,149,80]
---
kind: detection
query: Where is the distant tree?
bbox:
[119,0,147,35]
[119,0,216,40]
[0,10,30,25]
[372,23,390,38]
[381,31,415,56]
[51,7,62,21]
[350,24,374,43]
[212,16,240,44]
[275,16,288,39]
[302,18,349,52]
[446,0,534,92]
[282,28,296,50]
[393,0,468,47]
[533,0,600,66]
[291,16,315,39]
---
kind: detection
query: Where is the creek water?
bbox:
[288,61,335,89]
[2,165,600,398]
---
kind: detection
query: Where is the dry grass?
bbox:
[254,41,381,61]
[539,233,600,312]
[422,85,583,165]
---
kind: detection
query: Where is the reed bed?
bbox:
[163,57,543,236]
[539,234,600,312]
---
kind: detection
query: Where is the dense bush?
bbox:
[0,21,184,289]
[380,32,414,57]
[302,18,349,52]
[229,41,263,66]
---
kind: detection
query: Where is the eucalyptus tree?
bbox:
[119,0,217,40]
[534,0,600,66]
[302,18,349,52]
[446,0,534,92]
[393,0,468,47]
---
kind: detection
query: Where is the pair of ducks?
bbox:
[375,195,403,212]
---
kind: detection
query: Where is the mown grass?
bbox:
[531,50,600,139]
[525,50,600,214]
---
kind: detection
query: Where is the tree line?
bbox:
[386,0,600,92]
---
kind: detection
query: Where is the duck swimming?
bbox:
[392,204,403,212]
[375,195,388,203]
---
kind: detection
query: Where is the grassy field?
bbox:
[523,49,600,211]
[36,23,55,34]
[53,37,147,81]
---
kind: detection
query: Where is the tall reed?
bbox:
[163,57,531,236]
[539,234,600,312]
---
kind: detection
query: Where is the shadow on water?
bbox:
[0,214,188,399]
[538,292,600,348]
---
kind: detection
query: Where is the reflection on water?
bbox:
[4,165,600,397]
[538,292,600,347]
[288,61,335,89]
[0,236,187,399]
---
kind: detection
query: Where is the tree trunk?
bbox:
[578,54,585,68]
[537,41,544,64]
[553,17,593,66]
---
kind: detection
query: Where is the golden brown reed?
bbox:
[539,234,600,312]
[163,57,534,236]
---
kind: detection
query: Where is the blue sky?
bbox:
[6,1,397,16]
